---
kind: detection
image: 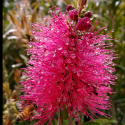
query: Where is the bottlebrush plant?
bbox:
[19,2,117,125]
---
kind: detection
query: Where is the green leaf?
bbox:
[73,0,77,9]
[60,104,68,120]
[41,0,44,5]
[108,119,118,124]
[81,115,84,123]
[53,118,58,125]
[82,121,100,125]
[3,59,8,82]
[30,119,38,125]
[86,0,92,11]
[94,119,109,125]
[3,41,11,54]
[16,119,28,125]
[62,119,70,125]
[7,69,14,80]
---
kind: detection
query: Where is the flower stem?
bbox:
[77,0,87,16]
[57,112,63,125]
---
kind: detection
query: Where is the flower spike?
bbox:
[20,5,117,125]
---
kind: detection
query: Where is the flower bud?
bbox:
[69,9,78,21]
[66,5,74,12]
[77,17,92,31]
[84,11,93,18]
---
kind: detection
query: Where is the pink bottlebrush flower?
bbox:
[68,9,78,21]
[20,7,117,125]
[84,11,93,18]
[77,17,92,31]
[66,5,74,12]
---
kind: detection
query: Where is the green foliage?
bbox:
[82,121,100,125]
[62,119,70,125]
[60,104,68,120]
[86,0,92,11]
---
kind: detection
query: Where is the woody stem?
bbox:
[57,111,63,125]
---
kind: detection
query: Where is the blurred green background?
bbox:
[3,0,125,125]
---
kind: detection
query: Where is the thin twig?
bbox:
[57,112,63,125]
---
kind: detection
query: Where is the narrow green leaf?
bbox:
[82,121,100,125]
[53,118,57,125]
[62,119,70,125]
[30,120,38,125]
[3,41,11,54]
[17,119,28,125]
[73,0,77,9]
[86,0,92,11]
[108,119,118,124]
[3,59,8,82]
[41,0,44,5]
[7,69,14,80]
[81,115,84,123]
[94,119,109,125]
[60,104,68,120]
